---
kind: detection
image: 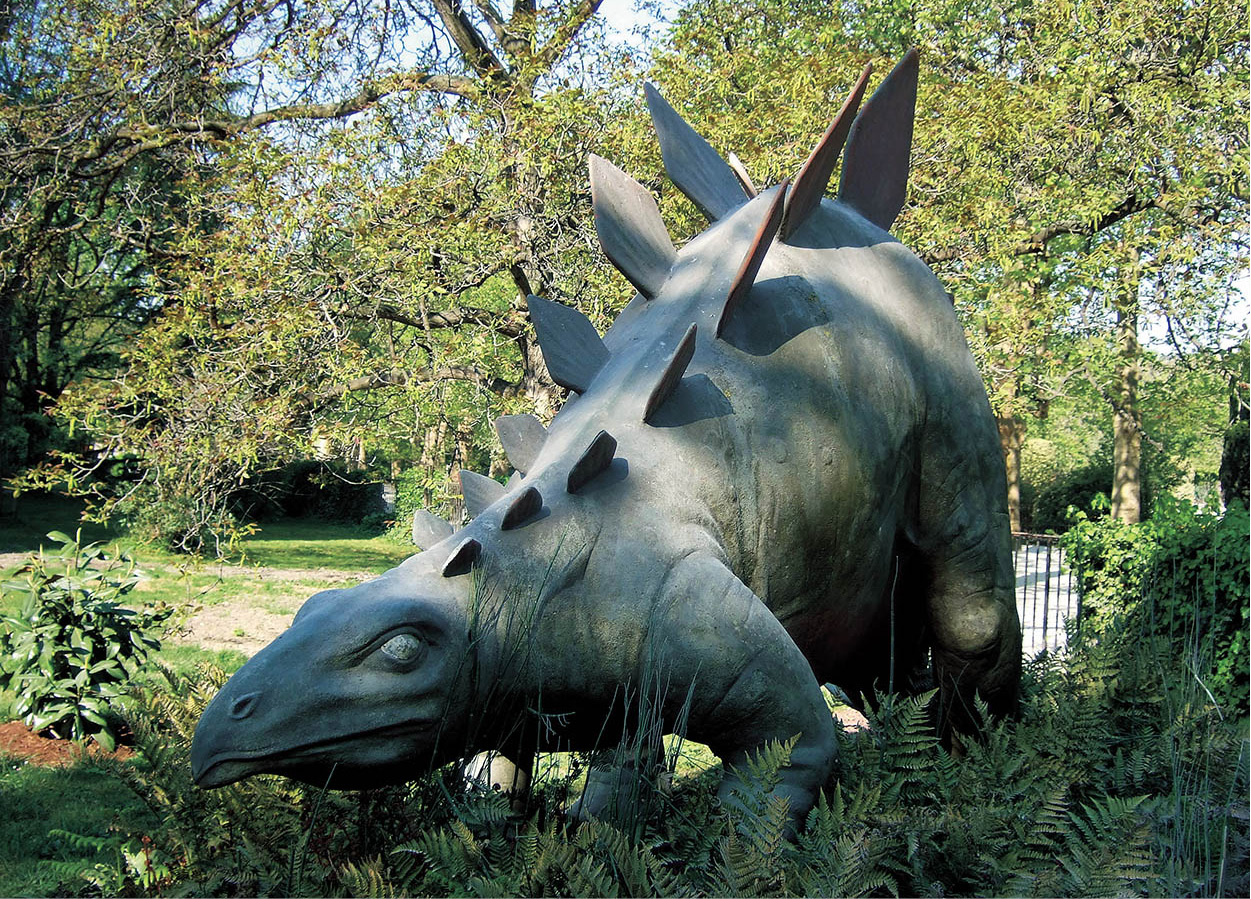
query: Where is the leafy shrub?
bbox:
[1029,460,1112,532]
[1065,497,1250,711]
[116,484,248,555]
[389,463,465,543]
[229,460,388,525]
[0,532,172,749]
[1027,460,1158,533]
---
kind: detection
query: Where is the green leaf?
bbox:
[79,705,109,727]
[92,728,116,753]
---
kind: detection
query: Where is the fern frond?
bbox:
[337,856,396,898]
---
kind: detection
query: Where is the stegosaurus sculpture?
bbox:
[192,52,1022,830]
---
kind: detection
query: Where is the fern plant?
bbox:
[67,540,1248,899]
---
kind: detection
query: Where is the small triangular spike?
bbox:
[839,49,919,231]
[643,323,697,424]
[526,294,610,394]
[460,470,505,518]
[717,184,789,338]
[590,154,676,299]
[494,414,547,474]
[441,537,481,577]
[727,153,758,198]
[567,430,617,494]
[782,64,872,241]
[644,82,748,221]
[501,485,542,530]
[412,509,454,549]
[505,470,523,490]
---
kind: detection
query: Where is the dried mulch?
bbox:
[0,719,134,767]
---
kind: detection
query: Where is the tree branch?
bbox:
[535,0,603,71]
[1010,194,1154,256]
[920,193,1157,266]
[372,303,524,337]
[429,0,509,78]
[303,365,521,411]
[10,69,480,180]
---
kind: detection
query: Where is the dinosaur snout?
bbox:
[191,682,270,787]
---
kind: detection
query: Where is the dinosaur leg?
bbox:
[655,553,837,833]
[918,431,1022,735]
[567,740,667,825]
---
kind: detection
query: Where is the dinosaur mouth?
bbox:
[192,720,439,789]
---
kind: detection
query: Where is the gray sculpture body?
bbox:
[192,53,1021,828]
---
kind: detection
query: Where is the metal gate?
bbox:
[1013,532,1082,656]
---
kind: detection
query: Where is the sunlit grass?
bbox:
[228,518,413,571]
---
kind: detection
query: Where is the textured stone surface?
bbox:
[192,56,1021,831]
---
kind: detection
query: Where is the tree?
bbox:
[0,0,219,509]
[10,0,643,549]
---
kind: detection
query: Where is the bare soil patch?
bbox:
[0,551,33,569]
[169,565,378,655]
[174,602,297,655]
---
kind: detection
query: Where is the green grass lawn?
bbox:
[232,518,414,571]
[0,755,157,897]
[1,492,413,570]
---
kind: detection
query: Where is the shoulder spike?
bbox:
[644,82,748,221]
[460,469,504,518]
[412,509,454,549]
[727,153,758,198]
[501,485,543,530]
[839,49,918,231]
[589,154,676,299]
[643,323,697,424]
[567,430,618,494]
[494,413,547,474]
[782,64,872,241]
[526,294,610,393]
[441,537,481,578]
[504,470,523,490]
[717,184,789,338]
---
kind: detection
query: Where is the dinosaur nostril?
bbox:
[229,692,260,720]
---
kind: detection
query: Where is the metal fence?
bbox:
[1013,532,1082,657]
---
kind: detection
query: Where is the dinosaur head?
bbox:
[191,565,475,790]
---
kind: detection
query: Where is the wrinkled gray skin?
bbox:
[192,63,1021,831]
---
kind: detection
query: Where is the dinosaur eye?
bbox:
[379,633,422,663]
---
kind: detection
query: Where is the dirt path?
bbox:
[166,565,381,656]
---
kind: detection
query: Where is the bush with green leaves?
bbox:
[0,532,172,749]
[1027,460,1164,533]
[1064,497,1249,711]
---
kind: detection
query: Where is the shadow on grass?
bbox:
[232,519,414,572]
[0,493,118,555]
[0,755,155,898]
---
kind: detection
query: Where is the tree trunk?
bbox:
[1110,254,1142,524]
[998,414,1027,532]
